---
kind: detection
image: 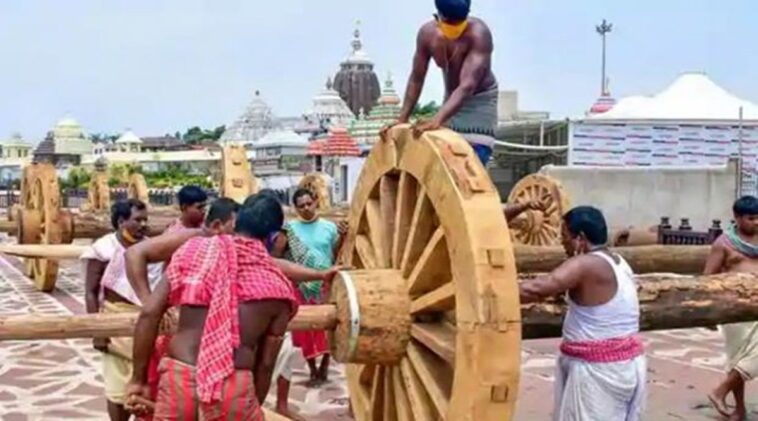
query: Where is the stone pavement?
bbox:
[0,240,756,420]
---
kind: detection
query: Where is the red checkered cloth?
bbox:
[165,234,298,403]
[560,335,644,363]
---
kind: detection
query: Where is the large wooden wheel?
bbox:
[220,145,258,204]
[507,174,570,246]
[83,171,110,212]
[17,164,72,291]
[299,173,331,210]
[339,126,521,421]
[127,173,149,204]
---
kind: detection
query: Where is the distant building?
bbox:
[350,73,402,150]
[0,133,33,182]
[219,90,279,146]
[33,117,93,168]
[141,136,184,152]
[114,130,143,153]
[333,24,381,117]
[307,78,355,129]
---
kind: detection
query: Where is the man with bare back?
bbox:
[382,0,498,166]
[705,195,758,420]
[125,194,340,419]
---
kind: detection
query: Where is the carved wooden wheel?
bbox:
[127,173,149,204]
[299,173,331,210]
[83,171,110,211]
[338,126,521,421]
[220,145,258,204]
[17,164,72,292]
[507,174,570,246]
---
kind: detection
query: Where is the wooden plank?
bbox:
[359,364,377,386]
[399,358,436,421]
[391,173,418,269]
[410,283,455,315]
[392,366,414,421]
[400,190,436,277]
[407,341,453,418]
[410,323,456,365]
[406,227,451,297]
[355,234,378,269]
[379,175,399,270]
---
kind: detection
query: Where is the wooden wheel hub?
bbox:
[507,174,570,246]
[330,269,411,364]
[339,125,521,421]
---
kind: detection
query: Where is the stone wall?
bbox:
[541,160,740,230]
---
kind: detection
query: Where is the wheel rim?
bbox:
[507,174,570,246]
[341,126,521,421]
[24,165,62,291]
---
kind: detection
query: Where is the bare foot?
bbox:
[708,392,732,418]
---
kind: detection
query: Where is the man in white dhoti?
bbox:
[705,196,758,421]
[520,206,646,421]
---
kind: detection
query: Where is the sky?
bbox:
[1,0,758,141]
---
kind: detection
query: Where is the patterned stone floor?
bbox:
[0,234,755,420]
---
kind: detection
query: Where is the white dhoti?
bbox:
[721,322,758,380]
[272,332,296,382]
[554,355,647,421]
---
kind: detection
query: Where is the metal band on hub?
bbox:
[338,270,361,360]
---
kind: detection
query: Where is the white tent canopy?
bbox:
[589,72,758,121]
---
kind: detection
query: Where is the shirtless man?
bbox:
[705,196,758,420]
[125,194,341,419]
[167,185,208,232]
[82,199,163,421]
[382,0,498,165]
[520,206,646,420]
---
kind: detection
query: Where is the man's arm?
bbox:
[703,241,727,275]
[126,228,205,304]
[84,259,107,314]
[274,258,341,284]
[430,27,493,126]
[519,257,584,303]
[270,232,287,258]
[130,279,170,386]
[397,27,433,123]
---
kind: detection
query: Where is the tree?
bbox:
[412,101,441,120]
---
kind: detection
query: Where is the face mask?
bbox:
[437,19,468,40]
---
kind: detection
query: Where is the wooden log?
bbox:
[0,304,337,341]
[515,245,709,274]
[0,244,88,259]
[521,272,758,339]
[2,273,756,342]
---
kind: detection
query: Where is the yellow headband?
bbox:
[438,19,468,40]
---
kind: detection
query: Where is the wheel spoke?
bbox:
[407,341,453,417]
[383,367,397,421]
[365,199,389,268]
[355,234,378,269]
[370,366,386,420]
[411,322,456,365]
[410,282,455,315]
[400,189,436,276]
[392,173,418,269]
[379,175,399,269]
[392,366,414,421]
[360,364,377,386]
[346,364,371,419]
[406,227,450,297]
[399,358,437,421]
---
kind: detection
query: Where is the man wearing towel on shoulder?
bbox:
[382,0,498,165]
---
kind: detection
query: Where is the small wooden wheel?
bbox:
[17,164,71,291]
[339,125,521,420]
[298,173,331,210]
[507,174,570,246]
[127,173,149,204]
